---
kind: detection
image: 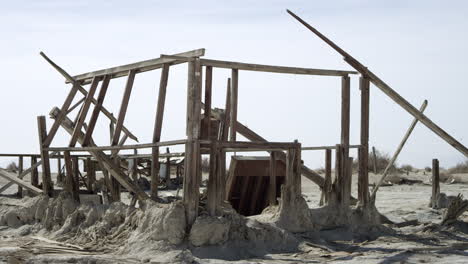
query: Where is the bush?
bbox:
[201,157,210,173]
[400,164,414,173]
[5,161,18,172]
[353,148,396,173]
[424,166,431,172]
[448,160,468,174]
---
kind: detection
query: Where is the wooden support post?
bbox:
[358,76,370,206]
[151,64,170,199]
[72,156,79,190]
[37,116,53,196]
[321,149,332,205]
[86,157,96,193]
[64,151,79,202]
[17,156,23,197]
[204,66,213,139]
[31,156,39,187]
[372,146,377,173]
[57,157,62,184]
[431,159,440,208]
[341,75,351,204]
[183,59,202,226]
[220,78,231,141]
[343,157,353,207]
[131,149,138,181]
[269,152,277,205]
[294,140,302,195]
[165,148,170,181]
[207,142,218,215]
[229,69,238,142]
[83,76,111,145]
[112,70,136,145]
[333,144,343,204]
[286,148,295,191]
[217,149,226,203]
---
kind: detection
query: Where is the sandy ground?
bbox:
[1,170,468,263]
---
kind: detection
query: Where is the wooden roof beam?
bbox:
[70,48,205,85]
[199,58,357,76]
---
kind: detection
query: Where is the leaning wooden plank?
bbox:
[83,76,111,145]
[49,107,149,201]
[69,77,100,147]
[112,70,136,145]
[200,58,357,76]
[37,116,53,196]
[71,49,205,84]
[151,64,170,199]
[229,69,238,142]
[0,169,43,194]
[287,9,468,158]
[40,52,139,142]
[370,100,428,201]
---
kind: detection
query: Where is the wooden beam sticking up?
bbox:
[37,116,53,196]
[16,156,23,197]
[204,66,213,139]
[183,59,202,226]
[286,9,468,158]
[431,159,440,209]
[151,64,170,199]
[269,152,277,205]
[320,149,332,206]
[40,52,139,142]
[334,144,343,204]
[358,77,370,206]
[86,157,96,193]
[370,100,428,201]
[207,142,218,215]
[64,151,80,202]
[112,70,136,145]
[83,76,111,146]
[372,146,378,174]
[69,77,100,147]
[221,78,231,141]
[31,156,39,187]
[229,70,238,142]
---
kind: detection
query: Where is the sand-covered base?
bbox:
[1,172,468,263]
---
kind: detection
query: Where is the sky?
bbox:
[0,0,467,170]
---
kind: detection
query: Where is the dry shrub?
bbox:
[201,157,210,173]
[400,164,414,173]
[352,148,396,173]
[448,160,468,174]
[5,161,18,172]
[424,166,432,172]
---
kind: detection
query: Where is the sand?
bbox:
[1,171,468,263]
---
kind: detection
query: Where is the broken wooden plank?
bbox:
[287,9,468,158]
[37,116,53,196]
[112,70,136,145]
[229,70,238,142]
[71,49,205,84]
[0,169,43,195]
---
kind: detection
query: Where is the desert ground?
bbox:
[1,170,468,264]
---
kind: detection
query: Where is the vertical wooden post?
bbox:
[165,148,170,181]
[322,149,332,205]
[341,75,351,204]
[17,156,23,197]
[220,78,231,141]
[358,76,370,206]
[184,59,202,226]
[31,156,39,187]
[334,144,343,203]
[56,157,62,184]
[204,66,213,139]
[286,148,295,190]
[217,149,226,203]
[372,146,377,173]
[83,76,111,146]
[343,157,353,206]
[431,158,440,208]
[64,151,80,202]
[86,157,96,193]
[269,152,277,205]
[131,149,138,181]
[229,70,238,142]
[207,142,218,215]
[151,64,170,199]
[293,140,301,195]
[112,70,136,145]
[37,116,53,196]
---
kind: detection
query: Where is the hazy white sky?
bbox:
[1,0,467,170]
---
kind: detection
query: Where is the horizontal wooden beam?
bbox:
[200,58,357,76]
[70,49,205,85]
[218,141,300,149]
[45,139,187,152]
[302,144,360,151]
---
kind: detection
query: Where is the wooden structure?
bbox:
[0,11,466,227]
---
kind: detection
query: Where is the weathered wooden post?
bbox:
[183,58,202,226]
[269,152,277,205]
[86,157,96,193]
[358,76,370,206]
[31,156,39,187]
[320,149,332,205]
[17,156,23,197]
[334,144,343,204]
[431,159,440,208]
[229,70,238,142]
[37,116,53,197]
[372,146,377,173]
[64,151,80,202]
